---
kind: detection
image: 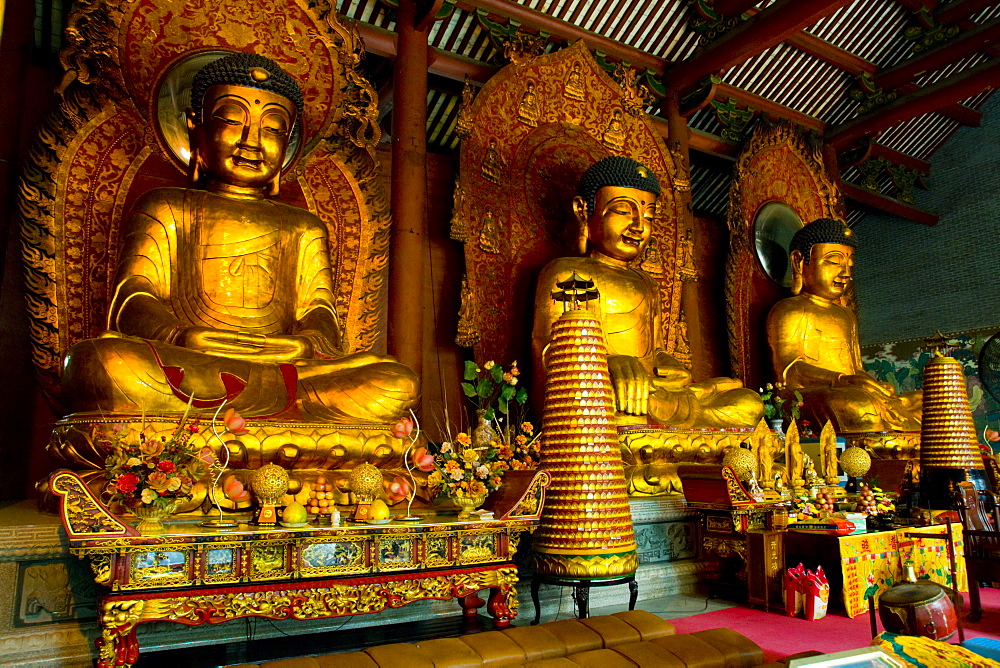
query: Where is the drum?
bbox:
[878,581,957,641]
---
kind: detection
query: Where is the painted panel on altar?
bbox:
[458,533,497,564]
[249,543,290,580]
[131,551,188,586]
[300,540,366,574]
[425,535,451,567]
[377,538,416,570]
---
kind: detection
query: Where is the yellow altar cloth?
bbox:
[837,524,966,618]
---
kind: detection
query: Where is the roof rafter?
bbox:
[663,0,852,92]
[841,182,939,226]
[876,18,1000,91]
[453,0,664,73]
[827,56,1000,149]
[936,0,999,25]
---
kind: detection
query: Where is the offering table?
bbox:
[49,471,545,668]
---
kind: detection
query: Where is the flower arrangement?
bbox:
[759,383,804,424]
[461,360,526,422]
[104,412,207,511]
[495,421,541,472]
[429,432,505,500]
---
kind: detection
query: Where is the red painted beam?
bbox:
[663,0,852,92]
[714,82,826,132]
[876,19,1000,91]
[828,57,1000,149]
[355,21,497,83]
[785,31,877,76]
[893,0,938,11]
[715,0,761,16]
[841,182,938,226]
[869,143,931,174]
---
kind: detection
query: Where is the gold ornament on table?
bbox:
[766,218,921,434]
[839,445,871,494]
[819,419,845,497]
[722,444,756,482]
[785,419,806,495]
[530,156,763,430]
[531,275,637,579]
[250,464,290,526]
[348,463,384,522]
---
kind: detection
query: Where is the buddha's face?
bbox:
[797,242,854,301]
[191,84,295,192]
[577,186,656,264]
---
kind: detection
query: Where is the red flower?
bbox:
[115,473,140,494]
[157,460,176,473]
[411,446,435,472]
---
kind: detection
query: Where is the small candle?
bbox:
[331,509,341,526]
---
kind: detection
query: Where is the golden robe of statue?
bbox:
[61,53,417,422]
[532,157,763,429]
[766,218,920,433]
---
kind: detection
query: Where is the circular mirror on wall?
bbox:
[157,51,302,169]
[754,201,804,287]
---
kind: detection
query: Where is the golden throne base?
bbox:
[42,414,422,515]
[619,426,757,496]
[843,431,921,461]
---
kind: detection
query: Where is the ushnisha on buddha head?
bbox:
[571,156,660,261]
[186,53,304,197]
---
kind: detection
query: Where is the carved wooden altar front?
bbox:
[51,470,548,667]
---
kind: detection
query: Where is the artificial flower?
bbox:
[456,432,472,446]
[411,446,435,472]
[139,439,164,457]
[116,473,140,494]
[157,460,176,473]
[223,407,249,436]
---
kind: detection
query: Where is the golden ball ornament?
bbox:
[722,446,756,481]
[250,464,290,504]
[348,463,383,500]
[839,446,872,478]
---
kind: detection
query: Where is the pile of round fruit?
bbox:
[855,484,893,515]
[813,490,837,514]
[307,476,337,518]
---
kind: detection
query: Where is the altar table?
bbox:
[49,471,546,668]
[785,523,966,618]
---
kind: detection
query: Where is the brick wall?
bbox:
[854,95,1000,346]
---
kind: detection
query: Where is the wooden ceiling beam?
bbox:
[784,31,878,76]
[869,142,931,174]
[876,18,1000,91]
[714,82,827,133]
[355,21,498,83]
[892,81,985,125]
[827,56,1000,149]
[663,0,852,92]
[893,0,938,12]
[714,0,761,16]
[454,0,665,73]
[841,182,938,225]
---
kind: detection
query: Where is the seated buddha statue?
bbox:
[531,157,763,429]
[61,53,418,423]
[766,218,921,433]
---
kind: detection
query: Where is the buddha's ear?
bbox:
[571,196,588,255]
[790,249,804,295]
[185,108,203,186]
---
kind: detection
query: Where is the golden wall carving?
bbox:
[725,122,844,390]
[19,0,391,407]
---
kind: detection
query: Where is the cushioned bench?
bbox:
[227,610,767,667]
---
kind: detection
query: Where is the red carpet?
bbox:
[669,589,1000,662]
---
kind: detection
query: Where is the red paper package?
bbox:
[784,563,806,617]
[803,566,830,621]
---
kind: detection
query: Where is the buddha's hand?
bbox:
[176,327,312,361]
[608,355,651,416]
[838,373,893,397]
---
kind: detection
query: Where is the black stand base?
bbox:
[530,574,638,625]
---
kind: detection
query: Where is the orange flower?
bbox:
[456,432,472,446]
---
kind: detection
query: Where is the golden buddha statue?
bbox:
[61,53,418,423]
[532,157,763,429]
[766,218,921,433]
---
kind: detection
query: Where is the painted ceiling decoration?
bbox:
[336,0,1000,226]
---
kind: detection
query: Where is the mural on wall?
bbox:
[860,326,1000,453]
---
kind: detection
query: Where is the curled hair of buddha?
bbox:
[577,156,661,216]
[789,217,856,265]
[190,52,304,124]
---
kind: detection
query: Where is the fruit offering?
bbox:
[855,484,894,516]
[307,476,337,522]
[813,490,836,515]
